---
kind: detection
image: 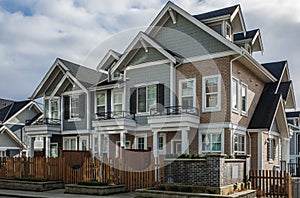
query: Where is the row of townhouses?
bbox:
[1,2,299,171]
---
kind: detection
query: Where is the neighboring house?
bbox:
[286,111,300,164]
[26,2,296,170]
[0,99,42,157]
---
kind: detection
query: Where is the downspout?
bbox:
[229,53,244,156]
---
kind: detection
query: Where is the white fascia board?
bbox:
[4,101,37,125]
[96,49,121,71]
[111,32,176,73]
[30,58,68,99]
[65,72,88,94]
[0,126,27,149]
[145,2,243,55]
[231,6,246,34]
[49,74,69,100]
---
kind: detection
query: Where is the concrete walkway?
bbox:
[0,189,135,198]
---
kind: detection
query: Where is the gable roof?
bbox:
[261,61,287,80]
[97,50,121,71]
[0,98,14,110]
[0,126,27,149]
[233,29,263,52]
[234,29,258,41]
[0,100,31,123]
[193,5,239,21]
[277,81,291,100]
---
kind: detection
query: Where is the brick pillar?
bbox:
[206,154,226,187]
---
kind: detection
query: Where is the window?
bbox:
[234,134,245,153]
[112,91,123,114]
[63,137,77,150]
[50,99,60,119]
[241,84,248,114]
[50,143,58,157]
[225,22,232,40]
[267,138,276,162]
[94,137,99,154]
[203,75,221,111]
[70,95,79,119]
[135,135,147,150]
[0,150,6,157]
[232,78,238,111]
[202,134,222,153]
[158,134,166,154]
[137,85,157,113]
[172,140,182,154]
[180,79,195,108]
[96,92,106,114]
[79,137,88,151]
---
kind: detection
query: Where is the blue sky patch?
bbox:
[0,0,33,16]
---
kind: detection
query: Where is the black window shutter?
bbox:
[130,88,137,114]
[157,84,164,111]
[64,96,70,120]
[79,94,85,119]
[107,90,111,113]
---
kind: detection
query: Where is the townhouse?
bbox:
[0,98,42,157]
[25,2,296,170]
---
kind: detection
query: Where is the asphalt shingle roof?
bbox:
[0,99,14,110]
[58,58,107,88]
[234,29,259,41]
[193,5,239,21]
[261,61,287,80]
[0,100,31,122]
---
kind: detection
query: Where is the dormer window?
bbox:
[225,22,232,41]
[112,70,123,81]
[245,43,252,55]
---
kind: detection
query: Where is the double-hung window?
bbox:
[202,133,222,153]
[70,95,79,119]
[137,85,157,113]
[63,137,77,150]
[203,75,221,112]
[180,79,195,108]
[135,135,147,150]
[234,134,245,154]
[96,92,106,115]
[50,99,60,120]
[232,78,238,111]
[241,84,248,115]
[112,91,123,115]
[267,138,276,162]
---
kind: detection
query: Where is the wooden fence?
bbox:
[249,170,292,197]
[0,156,164,192]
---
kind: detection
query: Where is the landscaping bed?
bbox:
[65,182,125,196]
[0,178,64,192]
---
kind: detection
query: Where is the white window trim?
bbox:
[233,131,246,154]
[202,74,221,112]
[268,136,276,163]
[111,89,123,113]
[199,128,224,154]
[232,77,239,113]
[224,22,232,41]
[49,97,60,120]
[179,78,196,108]
[95,91,107,118]
[135,134,148,150]
[136,84,157,114]
[171,139,182,154]
[79,136,89,151]
[63,137,77,150]
[241,83,248,116]
[69,95,81,121]
[158,133,166,155]
[116,140,131,157]
[50,143,58,158]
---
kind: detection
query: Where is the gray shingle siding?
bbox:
[128,47,166,66]
[126,63,171,125]
[154,15,230,58]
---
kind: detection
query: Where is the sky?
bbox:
[0,0,300,109]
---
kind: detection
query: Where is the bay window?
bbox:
[203,75,221,112]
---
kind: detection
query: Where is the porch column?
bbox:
[45,136,51,158]
[29,137,35,157]
[120,132,126,147]
[181,129,189,154]
[153,131,159,158]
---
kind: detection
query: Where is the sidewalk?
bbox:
[0,189,135,198]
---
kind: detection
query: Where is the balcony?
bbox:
[92,111,136,132]
[24,118,61,136]
[148,106,200,131]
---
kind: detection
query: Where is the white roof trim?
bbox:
[65,71,88,94]
[0,126,27,149]
[111,31,176,73]
[96,49,121,71]
[145,2,242,54]
[49,74,69,100]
